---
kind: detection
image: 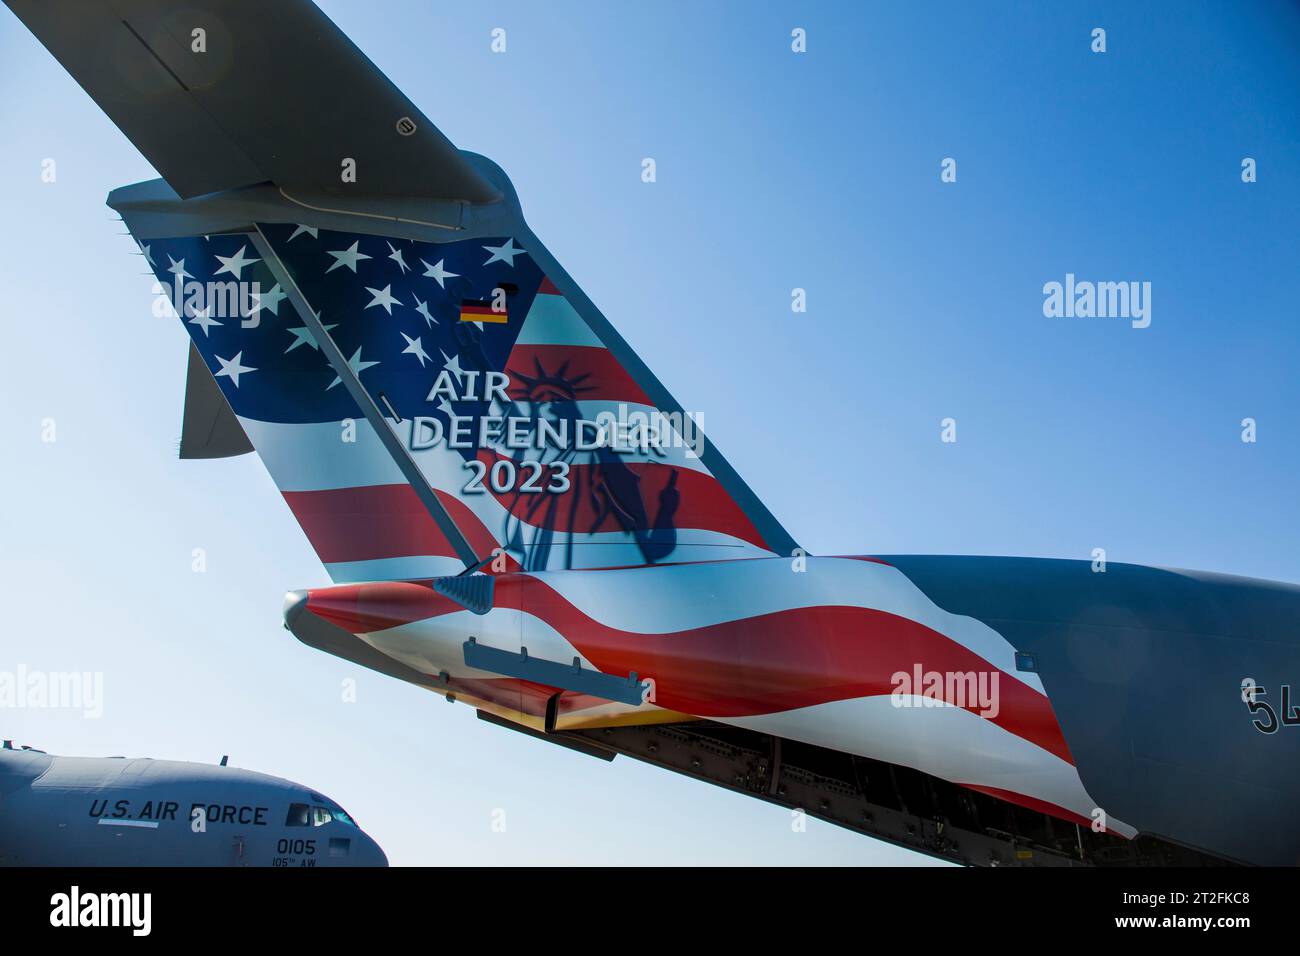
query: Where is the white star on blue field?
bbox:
[138,225,544,425]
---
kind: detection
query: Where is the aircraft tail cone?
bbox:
[283,589,309,629]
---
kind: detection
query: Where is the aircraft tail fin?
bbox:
[128,216,794,580]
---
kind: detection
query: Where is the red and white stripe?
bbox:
[301,556,1134,836]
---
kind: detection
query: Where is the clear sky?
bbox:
[0,1,1297,865]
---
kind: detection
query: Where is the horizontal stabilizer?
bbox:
[3,0,500,204]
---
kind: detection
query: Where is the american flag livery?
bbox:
[142,225,775,582]
[16,0,1294,868]
[294,555,1135,837]
[138,225,1130,838]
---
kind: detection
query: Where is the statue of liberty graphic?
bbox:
[500,356,680,570]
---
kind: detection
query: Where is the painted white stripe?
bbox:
[530,557,1045,694]
[97,818,160,829]
[240,416,405,492]
[722,696,1134,837]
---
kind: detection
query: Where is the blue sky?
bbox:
[0,1,1297,864]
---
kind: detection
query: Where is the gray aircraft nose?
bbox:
[357,831,389,867]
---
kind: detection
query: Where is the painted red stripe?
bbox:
[505,343,652,406]
[537,276,561,295]
[282,483,518,569]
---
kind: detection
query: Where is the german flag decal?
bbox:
[460,298,508,323]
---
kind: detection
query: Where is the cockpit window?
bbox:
[332,807,356,827]
[288,801,353,827]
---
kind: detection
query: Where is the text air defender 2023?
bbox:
[7,0,1299,867]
